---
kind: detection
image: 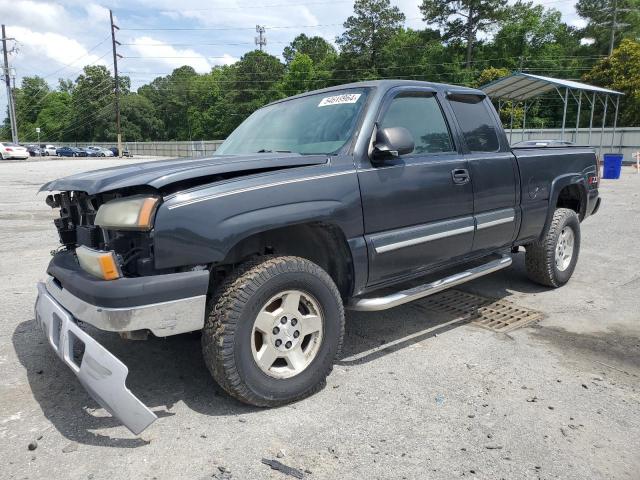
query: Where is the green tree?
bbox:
[68,65,116,141]
[420,0,508,68]
[490,2,581,72]
[336,0,405,79]
[279,53,316,96]
[222,51,285,134]
[576,0,640,55]
[35,92,72,142]
[283,34,337,65]
[119,94,163,141]
[583,39,640,126]
[15,76,50,126]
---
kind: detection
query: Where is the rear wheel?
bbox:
[525,208,580,287]
[202,256,344,407]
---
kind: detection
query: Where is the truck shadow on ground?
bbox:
[12,253,540,447]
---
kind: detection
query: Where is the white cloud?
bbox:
[0,0,68,32]
[129,36,213,73]
[8,26,109,70]
[211,53,239,66]
[84,3,111,24]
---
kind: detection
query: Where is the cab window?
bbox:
[380,92,454,155]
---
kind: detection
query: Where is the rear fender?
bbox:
[539,174,587,241]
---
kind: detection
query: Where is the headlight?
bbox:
[95,195,160,230]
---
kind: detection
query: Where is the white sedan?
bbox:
[86,146,114,157]
[0,142,29,160]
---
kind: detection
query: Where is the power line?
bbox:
[155,0,353,11]
[119,18,423,31]
[15,50,112,120]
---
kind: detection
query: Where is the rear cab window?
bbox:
[448,94,500,153]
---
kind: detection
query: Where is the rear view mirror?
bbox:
[373,126,414,161]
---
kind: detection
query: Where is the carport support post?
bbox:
[560,87,569,141]
[509,102,514,144]
[522,101,527,141]
[588,92,596,145]
[574,91,582,142]
[599,95,608,157]
[611,96,619,151]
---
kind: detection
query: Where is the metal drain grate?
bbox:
[420,289,543,333]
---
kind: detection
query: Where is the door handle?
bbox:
[451,168,470,184]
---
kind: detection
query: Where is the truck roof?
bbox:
[267,79,485,106]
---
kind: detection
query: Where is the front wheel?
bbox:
[525,208,581,287]
[202,256,345,407]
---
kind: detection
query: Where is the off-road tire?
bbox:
[202,255,345,407]
[525,208,581,287]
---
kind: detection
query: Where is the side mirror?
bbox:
[372,126,414,161]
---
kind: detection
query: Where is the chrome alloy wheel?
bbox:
[251,290,324,379]
[555,226,575,271]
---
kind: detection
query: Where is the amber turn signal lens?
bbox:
[137,197,159,229]
[76,246,122,281]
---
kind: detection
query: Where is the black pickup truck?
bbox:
[35,80,600,434]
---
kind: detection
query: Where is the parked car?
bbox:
[109,147,133,157]
[0,142,29,160]
[40,145,58,156]
[56,146,87,157]
[36,80,601,434]
[80,147,98,157]
[86,146,114,157]
[26,145,43,156]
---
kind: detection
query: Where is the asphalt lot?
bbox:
[1,158,639,480]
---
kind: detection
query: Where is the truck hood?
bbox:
[40,154,329,195]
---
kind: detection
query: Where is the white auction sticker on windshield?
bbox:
[318,93,361,107]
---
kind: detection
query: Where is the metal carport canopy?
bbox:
[481,72,622,101]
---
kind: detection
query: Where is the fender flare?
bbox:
[539,173,587,241]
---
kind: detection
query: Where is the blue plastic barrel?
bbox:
[602,153,623,179]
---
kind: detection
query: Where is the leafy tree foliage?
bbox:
[420,0,508,67]
[584,39,640,125]
[283,34,337,65]
[576,0,640,54]
[336,0,405,79]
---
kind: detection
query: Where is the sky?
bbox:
[0,0,587,129]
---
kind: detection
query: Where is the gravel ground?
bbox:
[1,158,638,480]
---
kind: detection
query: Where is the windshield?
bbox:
[216,88,369,155]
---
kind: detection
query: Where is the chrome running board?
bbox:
[347,255,512,312]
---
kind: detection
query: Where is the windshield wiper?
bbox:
[256,149,292,153]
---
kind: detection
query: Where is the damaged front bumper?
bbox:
[35,283,157,434]
[34,252,211,434]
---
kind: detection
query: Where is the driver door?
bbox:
[357,88,475,286]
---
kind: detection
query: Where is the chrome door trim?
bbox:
[475,208,515,230]
[371,217,475,254]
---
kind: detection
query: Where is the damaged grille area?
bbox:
[46,191,158,277]
[47,191,101,248]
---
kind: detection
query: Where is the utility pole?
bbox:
[255,25,266,51]
[609,0,618,55]
[1,25,18,143]
[601,0,631,55]
[110,10,123,157]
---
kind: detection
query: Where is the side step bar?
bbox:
[347,255,512,312]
